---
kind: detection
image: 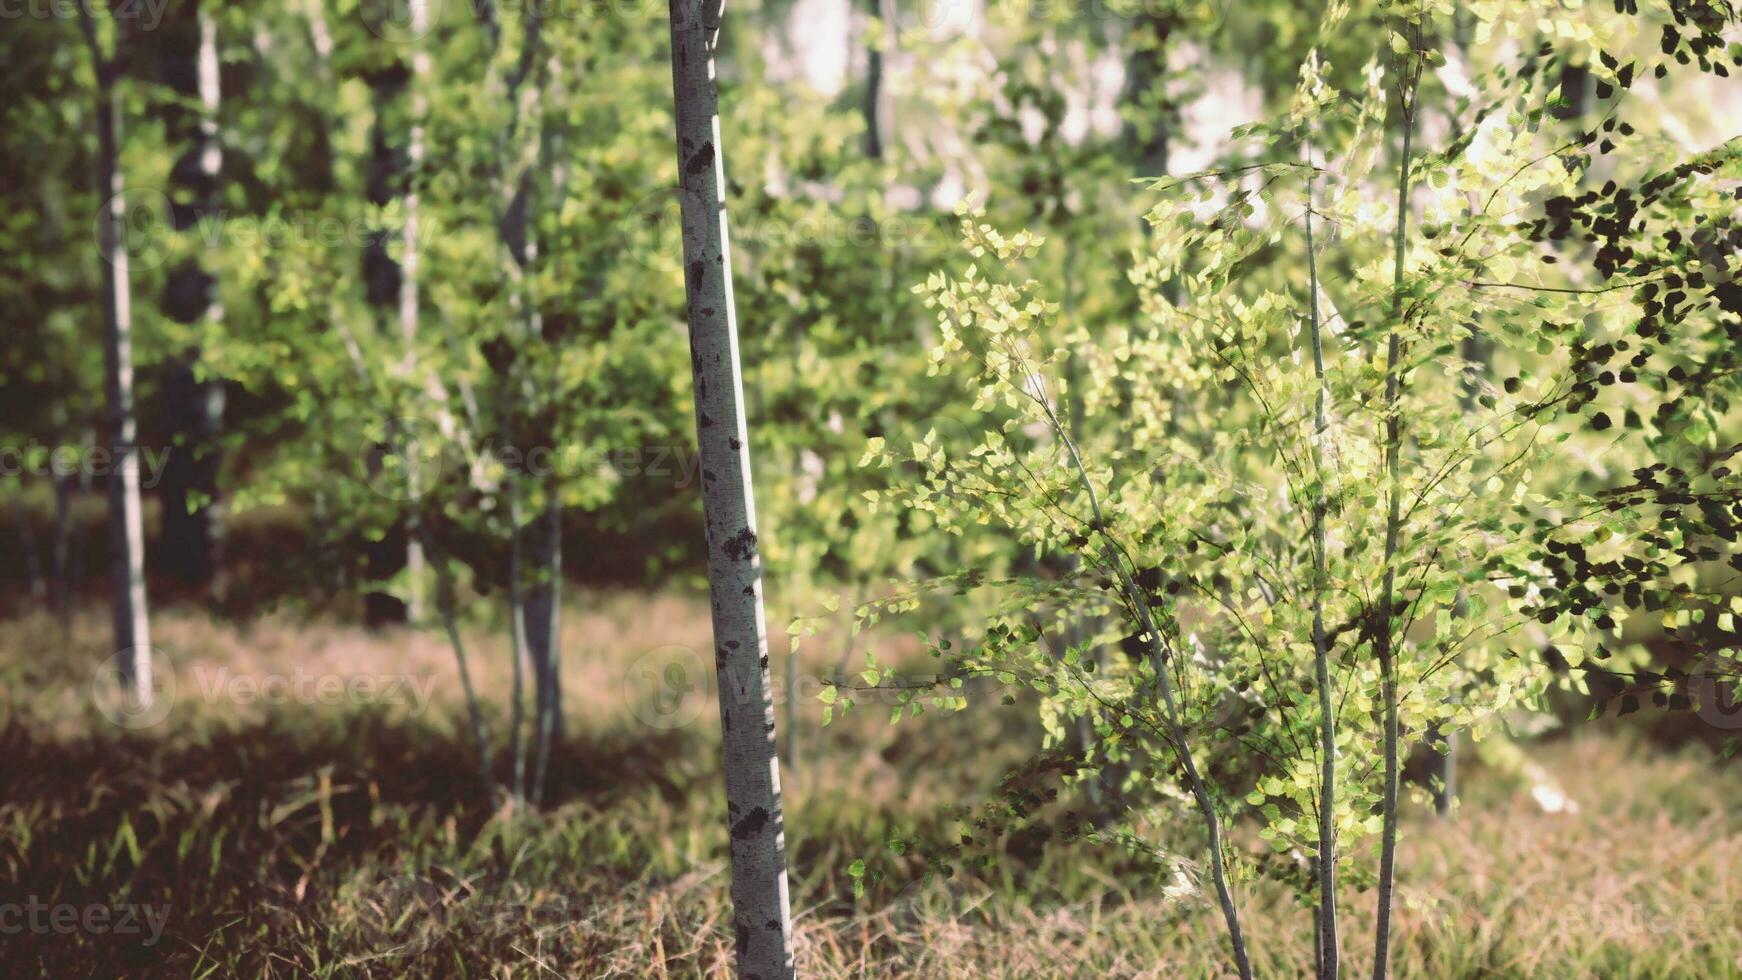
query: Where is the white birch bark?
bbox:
[666,1,795,974]
[81,15,153,706]
[86,14,153,705]
[401,0,429,622]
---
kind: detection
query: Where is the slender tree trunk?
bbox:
[51,469,74,624]
[525,494,562,802]
[519,50,564,805]
[1304,162,1340,980]
[480,2,562,804]
[422,528,498,804]
[67,426,98,629]
[12,484,46,602]
[1428,724,1457,817]
[1554,61,1589,120]
[1313,866,1325,979]
[1032,383,1250,979]
[508,495,531,803]
[860,0,888,159]
[400,0,429,623]
[158,0,225,595]
[512,132,560,804]
[312,489,343,594]
[87,21,153,705]
[1372,33,1422,980]
[1114,553,1252,980]
[667,1,795,973]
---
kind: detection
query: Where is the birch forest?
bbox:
[2,0,1741,976]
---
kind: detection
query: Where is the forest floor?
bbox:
[0,591,1738,977]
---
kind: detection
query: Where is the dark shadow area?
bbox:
[0,710,710,974]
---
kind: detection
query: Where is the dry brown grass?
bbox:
[0,592,1737,977]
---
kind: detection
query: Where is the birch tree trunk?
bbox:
[1371,41,1422,978]
[532,117,570,782]
[860,0,889,159]
[508,492,530,802]
[667,1,795,973]
[400,0,429,623]
[52,467,74,624]
[1305,162,1340,980]
[514,63,564,805]
[525,494,562,800]
[87,18,153,704]
[159,0,225,594]
[478,0,563,805]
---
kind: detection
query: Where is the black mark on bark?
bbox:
[732,806,770,840]
[723,528,757,561]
